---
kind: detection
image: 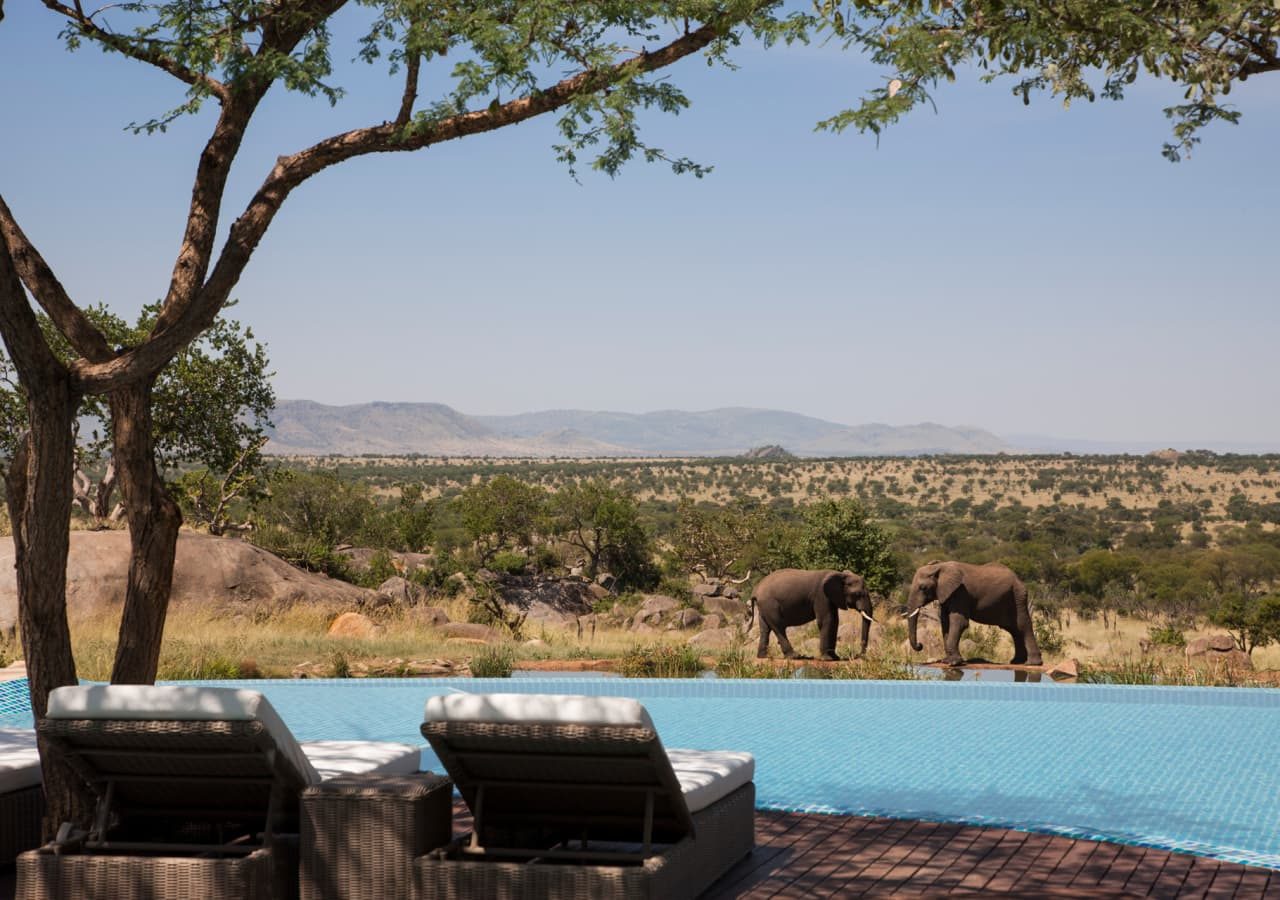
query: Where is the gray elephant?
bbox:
[749,568,873,660]
[906,561,1042,667]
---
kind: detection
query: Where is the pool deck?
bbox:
[2,805,1274,898]
[700,808,1279,898]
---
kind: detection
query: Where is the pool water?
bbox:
[4,677,1278,870]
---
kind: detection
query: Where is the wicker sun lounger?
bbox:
[419,693,756,900]
[16,685,422,900]
[1,728,44,864]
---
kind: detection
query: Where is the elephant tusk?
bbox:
[859,611,874,622]
[904,608,922,619]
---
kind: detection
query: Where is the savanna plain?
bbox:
[15,451,1280,685]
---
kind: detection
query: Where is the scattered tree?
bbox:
[548,480,654,587]
[456,475,545,565]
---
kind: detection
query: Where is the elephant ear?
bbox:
[822,571,846,607]
[936,563,964,603]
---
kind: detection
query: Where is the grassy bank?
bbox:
[47,604,1279,687]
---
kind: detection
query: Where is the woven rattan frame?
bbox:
[415,782,755,900]
[300,772,453,900]
[16,846,276,900]
[0,784,45,863]
[421,719,697,844]
[19,716,314,900]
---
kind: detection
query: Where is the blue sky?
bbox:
[2,5,1278,445]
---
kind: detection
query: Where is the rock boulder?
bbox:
[327,612,379,639]
[0,530,380,632]
[687,628,737,650]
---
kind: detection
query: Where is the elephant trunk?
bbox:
[907,600,923,652]
[859,613,871,655]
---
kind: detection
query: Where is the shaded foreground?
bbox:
[3,803,1275,899]
[702,810,1278,898]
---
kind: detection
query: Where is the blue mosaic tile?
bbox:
[5,675,1279,870]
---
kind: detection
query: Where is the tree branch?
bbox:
[40,0,230,101]
[71,15,735,394]
[396,53,421,128]
[150,0,350,337]
[0,226,72,392]
[0,194,114,363]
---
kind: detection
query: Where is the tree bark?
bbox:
[108,379,182,684]
[4,382,95,835]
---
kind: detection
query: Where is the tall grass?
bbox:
[618,643,704,678]
[470,645,516,678]
[1078,655,1266,687]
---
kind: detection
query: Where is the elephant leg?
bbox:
[942,612,967,666]
[775,627,807,660]
[1006,624,1028,664]
[756,620,772,658]
[818,615,840,661]
[1012,587,1042,665]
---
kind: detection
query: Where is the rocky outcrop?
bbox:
[1186,634,1252,670]
[327,611,380,639]
[440,623,500,643]
[704,596,747,622]
[688,628,738,649]
[0,530,380,631]
[487,573,595,628]
[336,547,431,575]
[376,576,429,607]
[408,606,451,628]
[631,595,680,629]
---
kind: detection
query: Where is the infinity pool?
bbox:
[4,677,1278,869]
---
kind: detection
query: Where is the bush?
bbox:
[618,643,704,678]
[470,645,516,678]
[1147,622,1186,649]
[1034,619,1066,656]
[350,548,398,588]
[488,551,529,575]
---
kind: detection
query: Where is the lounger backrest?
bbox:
[422,693,696,843]
[41,685,319,823]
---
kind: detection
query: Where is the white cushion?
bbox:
[0,728,41,794]
[424,693,655,730]
[46,685,321,785]
[666,748,755,813]
[300,740,422,781]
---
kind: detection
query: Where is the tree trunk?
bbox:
[4,377,95,836]
[91,458,118,523]
[108,379,182,684]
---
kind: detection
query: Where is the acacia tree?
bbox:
[0,303,273,528]
[548,479,653,587]
[0,0,810,831]
[456,475,545,565]
[818,1,1279,159]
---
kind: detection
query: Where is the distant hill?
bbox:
[265,401,1012,457]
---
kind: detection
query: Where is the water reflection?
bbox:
[918,665,1046,684]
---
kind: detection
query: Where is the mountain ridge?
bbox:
[264,400,1012,457]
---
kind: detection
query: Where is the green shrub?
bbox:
[618,643,704,678]
[1034,619,1066,656]
[1147,623,1186,649]
[488,551,529,575]
[470,645,516,678]
[655,576,693,604]
[959,625,1002,661]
